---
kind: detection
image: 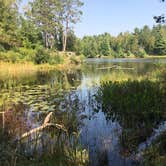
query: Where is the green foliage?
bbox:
[0,50,22,63]
[66,31,78,52]
[0,0,20,49]
[0,78,89,166]
[0,102,89,166]
[34,47,50,64]
[99,38,110,56]
[135,48,147,58]
[81,36,98,58]
[78,25,166,58]
[17,47,37,62]
[28,0,83,51]
[0,44,5,51]
[18,17,42,49]
[49,52,64,64]
[0,0,166,63]
[143,132,166,166]
[98,72,166,154]
[0,0,83,52]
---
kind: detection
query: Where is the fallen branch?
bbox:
[115,67,135,70]
[97,65,119,70]
[0,111,5,130]
[97,65,134,70]
[43,112,53,124]
[19,123,55,140]
[17,112,67,141]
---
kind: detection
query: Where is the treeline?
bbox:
[0,0,83,64]
[76,25,166,58]
[0,0,166,64]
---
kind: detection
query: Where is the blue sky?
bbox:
[21,0,166,37]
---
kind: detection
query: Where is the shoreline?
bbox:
[100,55,166,59]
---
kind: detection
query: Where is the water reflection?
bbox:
[0,58,166,166]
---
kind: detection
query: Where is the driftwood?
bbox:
[0,111,5,130]
[18,112,67,141]
[97,65,134,70]
[97,65,118,70]
[115,67,135,70]
[43,112,53,124]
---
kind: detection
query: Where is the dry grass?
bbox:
[0,59,81,79]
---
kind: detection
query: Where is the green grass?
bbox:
[97,69,166,156]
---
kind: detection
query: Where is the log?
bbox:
[97,65,134,70]
[43,112,53,124]
[0,112,5,130]
[97,65,118,70]
[20,123,55,140]
[17,112,67,141]
[115,67,135,70]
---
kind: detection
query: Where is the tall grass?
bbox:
[97,70,166,156]
[0,101,89,166]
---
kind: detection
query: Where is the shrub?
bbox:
[7,51,23,63]
[79,54,86,61]
[135,48,147,58]
[48,52,64,65]
[0,44,5,52]
[70,56,80,64]
[118,49,126,58]
[0,51,22,63]
[34,47,50,64]
[18,47,36,62]
[0,52,7,61]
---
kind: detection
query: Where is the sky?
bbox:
[21,0,166,37]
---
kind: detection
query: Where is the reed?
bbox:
[0,59,81,78]
[0,102,89,166]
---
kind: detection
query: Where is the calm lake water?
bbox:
[0,58,166,166]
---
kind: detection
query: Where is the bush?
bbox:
[0,51,22,63]
[34,47,50,64]
[7,51,21,63]
[135,48,147,58]
[70,56,80,64]
[79,54,86,62]
[48,52,64,65]
[18,47,36,62]
[0,44,5,52]
[0,52,7,61]
[115,50,125,58]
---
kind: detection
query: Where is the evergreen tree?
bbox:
[0,0,20,49]
[153,26,166,55]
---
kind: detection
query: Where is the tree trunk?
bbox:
[44,32,48,48]
[62,21,69,52]
[62,30,66,51]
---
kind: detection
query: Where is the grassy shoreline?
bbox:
[100,55,166,59]
[1,55,165,77]
[0,56,82,74]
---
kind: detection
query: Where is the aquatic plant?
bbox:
[98,71,166,156]
[0,102,89,166]
[143,132,166,166]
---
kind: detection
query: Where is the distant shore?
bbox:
[99,55,166,59]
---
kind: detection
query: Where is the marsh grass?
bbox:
[97,69,166,156]
[0,56,82,78]
[143,132,166,165]
[0,101,89,166]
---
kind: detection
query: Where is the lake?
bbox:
[0,58,166,166]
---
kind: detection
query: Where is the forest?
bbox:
[0,0,166,65]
